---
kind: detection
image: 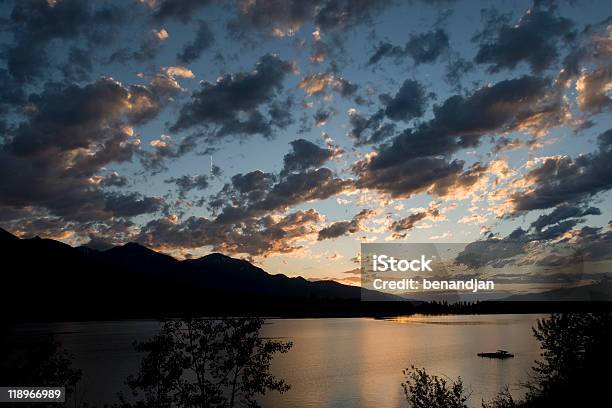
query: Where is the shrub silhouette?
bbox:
[114,317,292,408]
[402,365,469,408]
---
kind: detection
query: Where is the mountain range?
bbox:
[0,228,403,319]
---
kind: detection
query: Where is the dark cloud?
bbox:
[61,47,94,81]
[443,56,474,90]
[104,192,163,217]
[171,54,295,139]
[0,77,169,223]
[208,140,353,226]
[354,76,564,198]
[137,209,323,258]
[531,204,601,232]
[455,229,528,269]
[4,0,126,82]
[474,7,574,73]
[100,172,129,188]
[314,108,333,127]
[348,79,429,146]
[318,209,374,240]
[405,28,449,64]
[354,156,468,199]
[151,0,212,22]
[310,40,331,64]
[281,138,336,174]
[228,0,390,37]
[0,69,25,115]
[107,27,170,64]
[366,29,449,66]
[511,129,612,212]
[372,76,553,161]
[391,203,441,236]
[379,79,428,121]
[268,97,295,129]
[367,42,406,66]
[165,174,211,199]
[457,221,612,270]
[10,77,175,157]
[177,20,214,64]
[212,168,353,224]
[348,109,395,146]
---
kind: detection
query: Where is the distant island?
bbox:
[2,227,610,322]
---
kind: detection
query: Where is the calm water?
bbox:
[11,314,544,407]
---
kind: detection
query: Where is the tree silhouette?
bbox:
[402,365,469,408]
[0,332,81,408]
[115,317,292,408]
[403,313,612,408]
[484,312,612,407]
[523,312,612,406]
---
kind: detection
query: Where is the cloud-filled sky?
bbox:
[0,0,611,285]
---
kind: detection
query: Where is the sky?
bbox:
[0,0,611,289]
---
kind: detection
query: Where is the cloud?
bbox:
[367,42,407,66]
[211,168,354,224]
[298,73,358,97]
[455,228,529,269]
[405,28,449,64]
[163,66,195,78]
[474,7,574,73]
[10,76,172,157]
[228,0,391,37]
[353,75,571,198]
[171,54,295,139]
[510,130,612,212]
[318,209,375,240]
[281,138,339,174]
[576,67,612,114]
[99,172,129,188]
[355,72,567,151]
[165,175,211,199]
[347,109,395,146]
[354,156,466,199]
[177,20,214,64]
[379,79,428,121]
[108,27,169,63]
[0,69,26,115]
[137,209,323,258]
[367,29,449,66]
[314,108,333,126]
[4,0,126,82]
[0,77,169,223]
[151,0,212,22]
[531,204,601,232]
[203,139,352,231]
[347,78,429,146]
[390,202,443,237]
[443,56,474,89]
[456,220,612,270]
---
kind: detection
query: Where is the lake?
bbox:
[10,314,545,407]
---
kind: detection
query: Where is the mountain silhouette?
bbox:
[497,280,612,302]
[1,228,402,320]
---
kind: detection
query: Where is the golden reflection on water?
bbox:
[262,315,544,407]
